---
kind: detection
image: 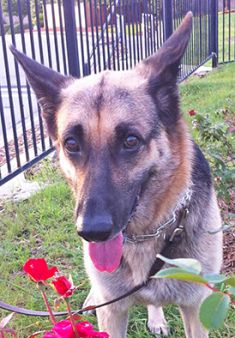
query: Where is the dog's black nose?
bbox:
[76,215,113,242]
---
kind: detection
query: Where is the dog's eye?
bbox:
[124,135,140,149]
[64,137,80,153]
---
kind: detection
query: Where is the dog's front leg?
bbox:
[147,305,169,336]
[96,304,129,338]
[179,305,208,338]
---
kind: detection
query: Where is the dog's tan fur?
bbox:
[11,12,223,338]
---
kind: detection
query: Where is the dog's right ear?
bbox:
[136,12,193,84]
[10,45,72,139]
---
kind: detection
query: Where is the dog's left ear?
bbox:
[10,45,72,139]
[137,12,193,83]
[136,12,193,127]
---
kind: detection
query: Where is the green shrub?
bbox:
[192,109,234,202]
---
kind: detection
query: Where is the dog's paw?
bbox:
[147,305,169,337]
[147,319,170,337]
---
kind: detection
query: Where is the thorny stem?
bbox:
[65,299,79,338]
[38,283,56,325]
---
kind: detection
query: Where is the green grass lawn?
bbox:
[0,63,235,337]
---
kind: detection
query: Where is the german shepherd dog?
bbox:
[11,12,222,338]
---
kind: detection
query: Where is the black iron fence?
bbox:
[218,0,235,63]
[0,0,234,186]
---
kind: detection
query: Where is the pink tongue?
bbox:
[89,232,123,273]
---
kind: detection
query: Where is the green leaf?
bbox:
[203,273,227,284]
[224,276,235,287]
[156,255,202,274]
[229,287,235,296]
[199,293,230,330]
[153,267,207,284]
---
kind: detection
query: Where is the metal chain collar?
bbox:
[124,187,192,244]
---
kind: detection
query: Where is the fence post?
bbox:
[163,0,173,41]
[211,0,218,67]
[63,0,80,77]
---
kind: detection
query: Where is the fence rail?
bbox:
[0,0,234,186]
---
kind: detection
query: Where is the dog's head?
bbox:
[11,13,192,272]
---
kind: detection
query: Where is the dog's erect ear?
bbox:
[10,45,71,139]
[136,12,193,127]
[137,12,193,83]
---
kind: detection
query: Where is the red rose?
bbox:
[188,109,197,116]
[42,320,109,338]
[54,320,78,337]
[51,276,75,298]
[73,321,94,337]
[23,258,58,283]
[75,322,109,337]
[42,320,74,337]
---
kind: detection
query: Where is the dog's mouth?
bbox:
[88,195,140,273]
[88,232,124,273]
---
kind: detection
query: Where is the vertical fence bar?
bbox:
[58,0,68,75]
[1,0,21,167]
[42,0,52,67]
[82,0,91,75]
[138,0,143,60]
[146,0,150,56]
[63,0,80,77]
[13,0,30,161]
[99,0,106,70]
[199,0,202,61]
[19,0,38,156]
[234,0,235,61]
[211,0,218,67]
[26,0,38,156]
[149,1,154,54]
[89,0,97,73]
[109,0,116,70]
[208,0,211,60]
[228,0,231,61]
[134,1,140,62]
[114,0,120,69]
[0,85,11,173]
[126,1,132,68]
[158,0,163,47]
[104,0,111,69]
[131,0,137,64]
[163,0,173,41]
[35,0,44,64]
[77,0,86,76]
[143,1,147,58]
[35,0,46,152]
[94,0,102,72]
[155,1,160,50]
[51,0,61,72]
[118,0,125,69]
